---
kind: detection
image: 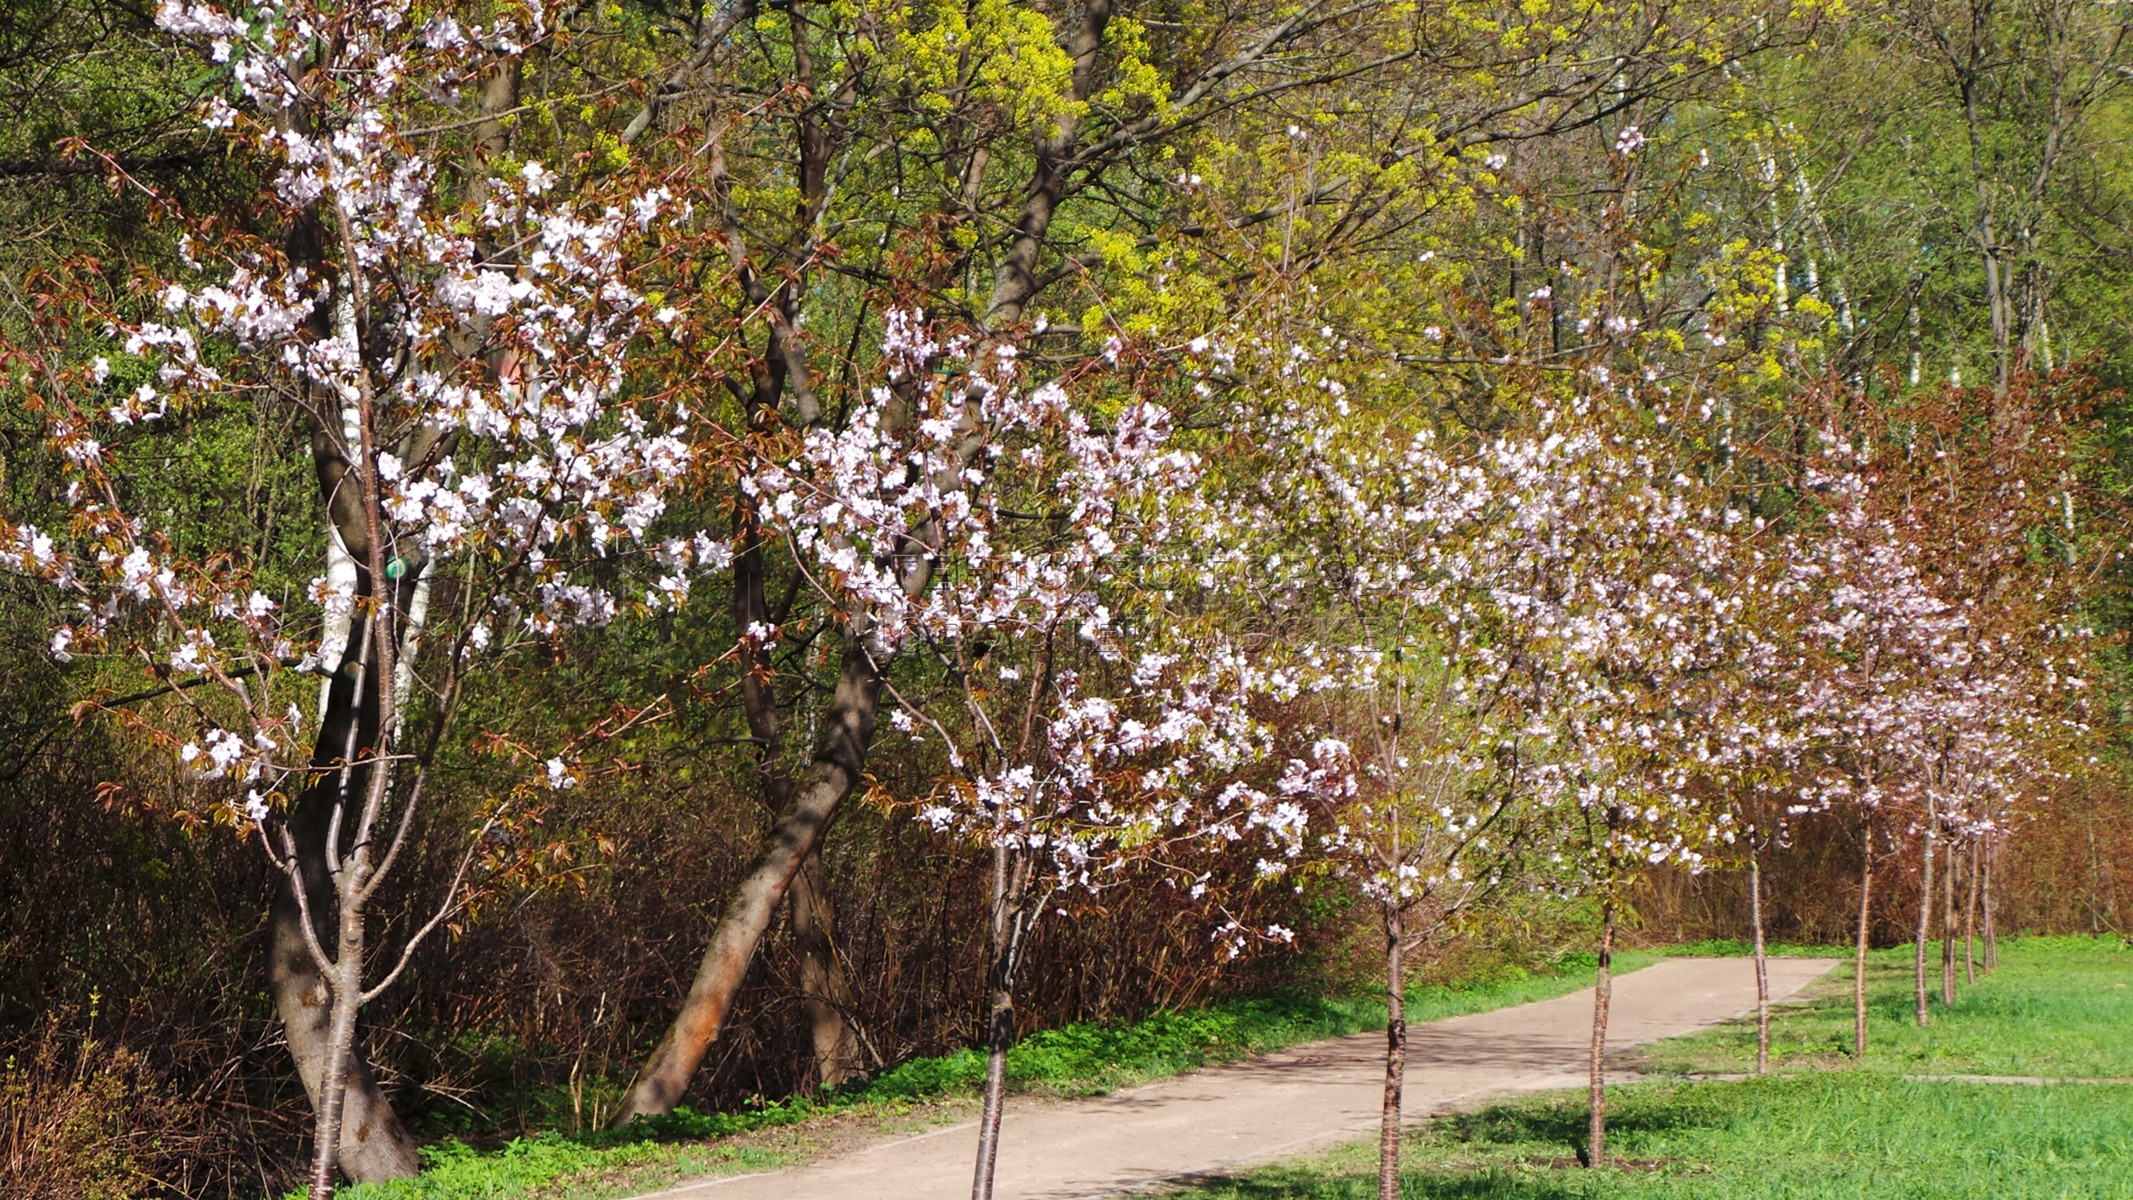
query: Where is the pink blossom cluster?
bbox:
[1228,355,1752,909]
[1780,431,2071,850]
[767,316,1306,923]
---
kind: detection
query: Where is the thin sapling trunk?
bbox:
[309,901,370,1200]
[1854,827,1873,1058]
[1982,841,1999,971]
[1914,807,1935,1027]
[1940,835,1957,1007]
[971,844,1034,1200]
[1964,841,1979,985]
[1378,908,1407,1200]
[1750,846,1771,1075]
[1586,897,1615,1168]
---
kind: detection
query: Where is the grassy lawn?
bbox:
[1169,935,2133,1200]
[1171,1075,2133,1200]
[335,951,1655,1200]
[1631,935,2133,1078]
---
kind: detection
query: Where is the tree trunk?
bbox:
[1586,898,1615,1169]
[1377,909,1407,1200]
[1962,72,2013,397]
[1964,841,1979,986]
[792,853,865,1089]
[1750,848,1770,1076]
[971,979,1014,1200]
[307,894,370,1200]
[612,637,880,1125]
[269,619,419,1184]
[971,845,1031,1200]
[1854,830,1873,1059]
[1940,835,1958,1008]
[1913,816,1934,1028]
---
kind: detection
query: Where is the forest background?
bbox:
[3,0,2131,1196]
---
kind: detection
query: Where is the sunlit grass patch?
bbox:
[1171,1075,2133,1199]
[1632,935,2133,1078]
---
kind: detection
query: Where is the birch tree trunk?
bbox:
[1962,72,2013,396]
[269,599,420,1183]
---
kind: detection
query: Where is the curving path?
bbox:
[627,956,1837,1200]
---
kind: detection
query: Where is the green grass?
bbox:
[1169,1074,2133,1199]
[1652,937,1854,959]
[334,951,1655,1200]
[1167,935,2133,1200]
[1632,935,2133,1078]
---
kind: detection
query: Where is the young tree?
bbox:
[1783,430,1963,1056]
[1704,572,1802,1078]
[602,1,1409,1120]
[758,316,1306,1200]
[1236,403,1554,1200]
[1518,429,1745,1169]
[4,1,712,1189]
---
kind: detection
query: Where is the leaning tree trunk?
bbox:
[1377,907,1408,1200]
[1913,812,1935,1028]
[1749,847,1771,1075]
[612,638,881,1125]
[1940,836,1958,1008]
[792,853,866,1088]
[1854,829,1874,1059]
[269,612,420,1184]
[1586,897,1616,1169]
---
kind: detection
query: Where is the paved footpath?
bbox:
[630,957,1837,1200]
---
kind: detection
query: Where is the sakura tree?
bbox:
[1216,310,1759,1175]
[758,316,1306,1200]
[2,2,713,1190]
[1492,413,1749,1169]
[1231,391,1564,1199]
[1781,430,1966,1055]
